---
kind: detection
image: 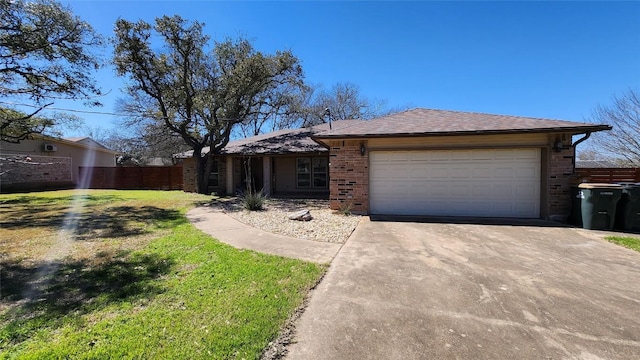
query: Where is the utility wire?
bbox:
[0,101,125,116]
[0,101,239,121]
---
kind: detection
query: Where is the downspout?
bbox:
[571,132,592,173]
[572,132,591,148]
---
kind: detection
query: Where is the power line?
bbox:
[0,101,126,116]
[0,101,240,121]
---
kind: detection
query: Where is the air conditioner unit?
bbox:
[43,144,57,152]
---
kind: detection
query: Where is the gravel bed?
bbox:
[209,198,361,244]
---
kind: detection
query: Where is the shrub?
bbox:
[337,201,353,216]
[241,189,266,211]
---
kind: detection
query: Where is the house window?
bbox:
[209,159,219,187]
[313,158,328,187]
[297,157,327,188]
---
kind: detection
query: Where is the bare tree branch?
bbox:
[589,88,640,167]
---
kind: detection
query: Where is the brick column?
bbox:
[328,140,369,214]
[547,136,575,221]
[182,157,196,193]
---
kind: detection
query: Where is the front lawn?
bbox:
[605,235,640,253]
[0,190,325,359]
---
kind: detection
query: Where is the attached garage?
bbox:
[369,148,541,218]
[311,108,612,220]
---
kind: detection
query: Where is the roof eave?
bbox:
[312,125,612,140]
[225,149,328,156]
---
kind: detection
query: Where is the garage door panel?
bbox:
[494,167,515,178]
[471,168,492,178]
[409,168,429,178]
[515,167,537,178]
[374,183,408,196]
[408,152,431,161]
[450,168,471,178]
[370,149,540,218]
[516,148,539,159]
[431,152,453,161]
[450,151,471,160]
[471,150,493,160]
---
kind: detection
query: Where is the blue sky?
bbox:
[58,0,640,135]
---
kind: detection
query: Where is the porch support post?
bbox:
[226,156,233,195]
[262,156,272,196]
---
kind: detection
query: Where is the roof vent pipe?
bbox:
[324,108,332,130]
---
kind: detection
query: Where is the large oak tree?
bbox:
[113,15,304,193]
[0,0,102,143]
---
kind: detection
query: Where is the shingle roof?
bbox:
[312,108,611,139]
[575,160,626,168]
[181,120,367,157]
[63,136,111,150]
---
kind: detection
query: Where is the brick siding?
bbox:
[182,156,227,194]
[182,157,197,192]
[546,136,575,221]
[328,140,369,214]
[1,155,72,185]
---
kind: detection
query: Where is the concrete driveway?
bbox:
[286,218,640,359]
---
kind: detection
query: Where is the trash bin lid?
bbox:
[578,183,624,189]
[616,182,640,187]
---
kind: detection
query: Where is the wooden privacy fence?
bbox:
[575,168,640,183]
[79,166,183,190]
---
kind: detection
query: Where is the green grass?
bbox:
[605,235,640,253]
[0,190,325,359]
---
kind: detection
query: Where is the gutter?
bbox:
[312,125,612,141]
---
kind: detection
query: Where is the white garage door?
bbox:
[369,149,541,218]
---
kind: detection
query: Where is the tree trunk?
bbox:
[195,153,209,194]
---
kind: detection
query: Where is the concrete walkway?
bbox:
[186,205,343,264]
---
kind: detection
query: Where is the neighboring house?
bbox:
[182,108,610,221]
[1,135,117,191]
[180,120,366,196]
[575,160,627,168]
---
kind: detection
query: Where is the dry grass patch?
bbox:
[0,190,325,359]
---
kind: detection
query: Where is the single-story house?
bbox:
[183,108,611,221]
[181,120,366,196]
[1,135,117,191]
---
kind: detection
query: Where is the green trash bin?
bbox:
[570,186,582,226]
[615,183,640,232]
[578,183,623,230]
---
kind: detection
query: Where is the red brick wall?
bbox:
[328,140,369,214]
[546,135,575,221]
[1,155,72,185]
[182,156,227,194]
[182,157,197,192]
